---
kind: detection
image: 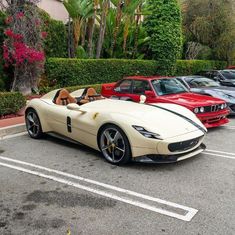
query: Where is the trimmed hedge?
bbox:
[175,60,227,75]
[45,58,227,87]
[0,92,26,116]
[39,84,102,94]
[45,58,158,87]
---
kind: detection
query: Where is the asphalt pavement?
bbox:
[0,118,234,235]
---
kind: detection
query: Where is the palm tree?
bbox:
[110,0,124,57]
[87,0,99,58]
[63,0,93,54]
[96,0,110,58]
[122,0,142,55]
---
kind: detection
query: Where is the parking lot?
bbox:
[0,118,235,235]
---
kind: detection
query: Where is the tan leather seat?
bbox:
[55,89,77,105]
[79,87,101,104]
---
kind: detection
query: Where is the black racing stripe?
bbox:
[146,104,207,134]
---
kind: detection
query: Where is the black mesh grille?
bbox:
[204,104,224,113]
[168,136,202,152]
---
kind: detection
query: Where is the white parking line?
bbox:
[206,149,235,156]
[0,132,27,140]
[222,126,235,130]
[0,156,198,222]
[203,150,235,160]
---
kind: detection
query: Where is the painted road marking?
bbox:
[206,149,235,156]
[204,149,235,160]
[0,156,198,222]
[203,152,235,160]
[0,132,27,140]
[221,125,235,130]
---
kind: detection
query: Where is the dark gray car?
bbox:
[177,76,235,115]
[196,70,235,87]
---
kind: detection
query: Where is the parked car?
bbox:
[101,76,230,128]
[196,70,235,87]
[25,88,207,164]
[176,76,235,115]
[227,66,235,69]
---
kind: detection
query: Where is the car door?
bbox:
[46,104,71,136]
[66,108,99,150]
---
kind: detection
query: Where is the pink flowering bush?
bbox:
[3,0,46,94]
[3,29,45,66]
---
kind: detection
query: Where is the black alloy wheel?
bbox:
[99,124,131,165]
[26,109,43,139]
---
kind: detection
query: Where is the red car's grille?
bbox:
[204,104,224,113]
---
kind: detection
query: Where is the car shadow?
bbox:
[42,134,202,171]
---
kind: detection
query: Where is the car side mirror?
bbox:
[144,90,155,98]
[67,103,87,113]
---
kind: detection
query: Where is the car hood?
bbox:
[162,92,225,108]
[84,99,206,139]
[191,87,235,103]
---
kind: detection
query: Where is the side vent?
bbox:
[67,117,72,133]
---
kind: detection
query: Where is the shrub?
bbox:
[44,58,227,87]
[144,0,183,75]
[39,9,67,58]
[0,92,26,116]
[39,83,102,94]
[45,58,158,87]
[175,60,227,75]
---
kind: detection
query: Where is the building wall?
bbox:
[37,0,68,23]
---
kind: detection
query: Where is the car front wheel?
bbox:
[25,109,43,139]
[99,125,131,165]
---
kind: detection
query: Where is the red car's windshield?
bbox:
[151,78,188,96]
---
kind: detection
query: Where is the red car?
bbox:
[227,66,235,69]
[101,76,230,128]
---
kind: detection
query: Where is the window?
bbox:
[151,78,188,96]
[115,80,132,93]
[132,80,151,94]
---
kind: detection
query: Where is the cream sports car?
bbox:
[25,88,207,165]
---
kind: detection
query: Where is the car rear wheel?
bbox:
[99,125,131,165]
[26,109,43,139]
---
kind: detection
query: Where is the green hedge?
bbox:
[45,58,227,87]
[175,60,227,75]
[39,84,102,94]
[45,58,158,87]
[0,92,26,116]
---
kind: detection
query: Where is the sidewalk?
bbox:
[0,115,26,138]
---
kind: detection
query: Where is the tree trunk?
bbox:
[133,5,141,58]
[81,19,87,47]
[87,0,98,58]
[96,0,109,58]
[110,0,124,57]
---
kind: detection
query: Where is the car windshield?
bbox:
[151,78,188,96]
[188,77,219,87]
[221,70,235,80]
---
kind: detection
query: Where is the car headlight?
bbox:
[132,125,163,140]
[194,108,199,114]
[194,107,205,114]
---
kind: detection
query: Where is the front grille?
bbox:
[204,104,224,113]
[168,136,202,152]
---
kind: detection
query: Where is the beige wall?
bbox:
[37,0,69,23]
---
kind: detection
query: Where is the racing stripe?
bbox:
[146,104,207,134]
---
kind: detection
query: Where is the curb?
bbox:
[0,123,26,139]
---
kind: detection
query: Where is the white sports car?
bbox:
[25,88,207,165]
